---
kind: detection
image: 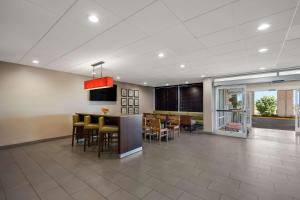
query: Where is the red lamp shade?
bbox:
[84,76,114,90]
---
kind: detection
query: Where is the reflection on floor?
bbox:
[1,130,300,200]
[249,127,300,145]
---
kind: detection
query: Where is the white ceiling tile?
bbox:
[208,40,244,56]
[185,3,235,37]
[243,29,286,49]
[126,1,180,35]
[150,24,206,55]
[0,0,58,62]
[20,0,120,66]
[24,0,76,16]
[62,0,120,34]
[281,38,300,56]
[198,27,242,47]
[238,9,294,39]
[94,0,154,19]
[233,0,298,24]
[287,25,300,40]
[48,20,147,71]
[162,0,235,21]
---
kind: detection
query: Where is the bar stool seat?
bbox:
[101,125,119,133]
[84,123,99,129]
[74,122,84,126]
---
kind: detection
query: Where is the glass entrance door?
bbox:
[215,86,248,138]
[296,90,300,133]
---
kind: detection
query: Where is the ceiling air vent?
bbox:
[271,80,285,83]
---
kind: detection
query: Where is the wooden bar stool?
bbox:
[98,117,119,157]
[72,114,84,146]
[83,115,99,152]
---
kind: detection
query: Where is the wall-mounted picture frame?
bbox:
[134,99,139,106]
[128,98,134,106]
[121,107,127,115]
[128,89,134,97]
[121,88,127,97]
[134,90,139,98]
[128,107,134,115]
[121,98,127,106]
[134,107,139,114]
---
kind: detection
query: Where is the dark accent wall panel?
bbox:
[155,87,166,110]
[155,87,178,111]
[180,83,203,112]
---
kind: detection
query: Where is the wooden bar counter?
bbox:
[76,113,143,158]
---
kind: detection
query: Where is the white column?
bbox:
[203,78,214,132]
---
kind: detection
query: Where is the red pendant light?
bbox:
[84,61,114,90]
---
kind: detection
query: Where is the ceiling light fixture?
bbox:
[166,83,169,86]
[185,81,189,84]
[257,23,270,31]
[201,75,205,78]
[258,48,269,53]
[180,64,185,68]
[116,76,120,80]
[143,82,148,85]
[32,60,39,64]
[158,52,165,58]
[88,15,99,23]
[259,67,266,70]
[84,61,113,90]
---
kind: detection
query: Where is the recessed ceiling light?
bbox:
[258,48,269,53]
[201,75,205,78]
[116,76,120,80]
[259,67,266,70]
[88,15,99,23]
[158,52,165,58]
[257,23,270,31]
[185,81,189,84]
[143,82,147,85]
[32,60,39,64]
[180,64,185,68]
[166,83,169,86]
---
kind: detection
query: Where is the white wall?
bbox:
[0,61,154,146]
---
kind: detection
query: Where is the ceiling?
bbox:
[0,0,300,86]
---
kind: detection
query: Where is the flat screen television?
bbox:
[89,85,117,101]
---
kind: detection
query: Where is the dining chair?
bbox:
[143,117,156,142]
[167,115,180,138]
[151,118,168,143]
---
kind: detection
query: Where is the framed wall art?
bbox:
[134,90,139,98]
[128,107,134,115]
[121,107,127,115]
[121,88,127,97]
[128,89,134,97]
[128,98,134,106]
[121,98,127,106]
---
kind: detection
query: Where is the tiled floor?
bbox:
[1,128,300,200]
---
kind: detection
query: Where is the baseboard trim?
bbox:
[119,147,143,158]
[0,135,71,150]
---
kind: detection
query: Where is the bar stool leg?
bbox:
[72,126,75,146]
[98,131,101,157]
